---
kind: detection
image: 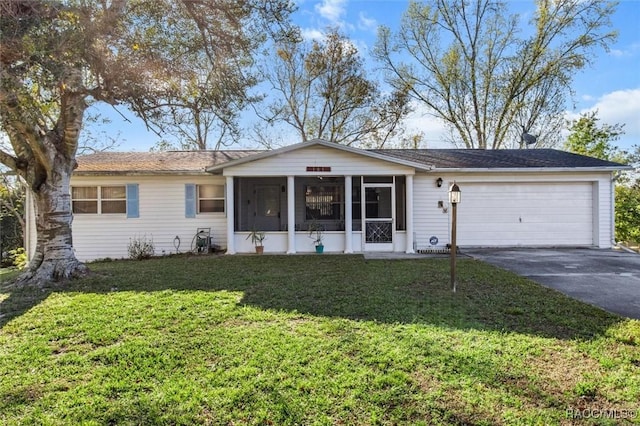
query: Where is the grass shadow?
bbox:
[0,278,53,329]
[1,253,621,341]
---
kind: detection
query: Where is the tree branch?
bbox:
[0,149,18,172]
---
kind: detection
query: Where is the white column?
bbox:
[287,175,296,254]
[344,175,353,253]
[225,176,235,254]
[405,174,415,254]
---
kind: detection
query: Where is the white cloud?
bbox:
[609,42,640,58]
[300,28,325,41]
[566,88,640,150]
[403,101,454,148]
[357,11,377,31]
[315,0,347,25]
[299,0,350,40]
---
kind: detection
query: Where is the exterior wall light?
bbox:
[449,182,461,204]
[436,177,443,188]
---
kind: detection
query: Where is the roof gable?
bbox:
[205,139,432,173]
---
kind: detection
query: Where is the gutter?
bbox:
[72,171,213,177]
[423,166,632,173]
[611,172,617,248]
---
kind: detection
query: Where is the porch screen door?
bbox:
[254,185,281,231]
[363,184,394,251]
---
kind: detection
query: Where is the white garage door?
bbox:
[457,182,594,247]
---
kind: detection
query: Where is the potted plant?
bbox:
[308,223,324,254]
[246,229,266,254]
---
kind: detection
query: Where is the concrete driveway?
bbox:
[464,248,640,319]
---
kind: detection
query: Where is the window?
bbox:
[198,184,224,213]
[72,186,126,214]
[72,186,98,214]
[101,186,127,213]
[305,184,343,221]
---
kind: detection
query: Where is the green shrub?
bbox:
[6,247,27,270]
[127,236,155,260]
[615,183,640,244]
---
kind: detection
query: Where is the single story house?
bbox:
[25,139,628,261]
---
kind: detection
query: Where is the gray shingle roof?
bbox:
[368,149,627,169]
[75,147,627,175]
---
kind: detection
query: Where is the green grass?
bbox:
[1,254,639,425]
[0,267,19,279]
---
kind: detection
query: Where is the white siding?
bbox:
[70,175,227,261]
[595,177,615,247]
[413,175,451,250]
[224,145,415,177]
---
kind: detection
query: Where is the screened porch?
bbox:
[227,175,411,254]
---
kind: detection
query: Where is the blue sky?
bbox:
[98,0,640,152]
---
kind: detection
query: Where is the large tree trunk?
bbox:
[20,157,88,285]
[8,81,91,286]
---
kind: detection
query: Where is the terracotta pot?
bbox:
[255,246,264,254]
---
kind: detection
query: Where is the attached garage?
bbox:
[456,181,595,247]
[378,148,624,251]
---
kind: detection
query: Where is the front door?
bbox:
[363,184,394,251]
[253,184,281,231]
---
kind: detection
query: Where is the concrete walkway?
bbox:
[363,252,448,260]
[464,248,640,319]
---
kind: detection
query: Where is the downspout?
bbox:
[610,172,617,248]
[610,171,639,253]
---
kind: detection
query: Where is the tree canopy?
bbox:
[257,29,411,148]
[374,0,618,149]
[564,110,626,161]
[0,0,292,283]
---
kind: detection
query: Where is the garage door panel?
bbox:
[460,222,591,235]
[457,182,593,246]
[460,209,590,222]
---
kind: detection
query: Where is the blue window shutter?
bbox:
[185,184,196,218]
[126,184,139,218]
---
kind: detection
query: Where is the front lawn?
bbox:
[0,267,19,280]
[1,255,639,425]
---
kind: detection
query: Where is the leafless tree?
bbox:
[257,29,411,148]
[374,0,617,149]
